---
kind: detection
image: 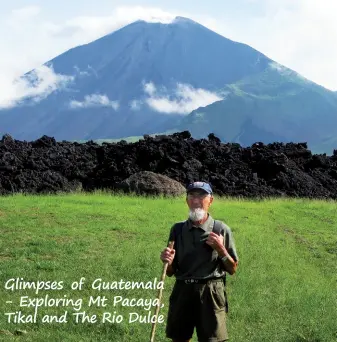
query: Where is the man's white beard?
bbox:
[189,208,206,221]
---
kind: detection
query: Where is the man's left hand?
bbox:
[206,232,224,253]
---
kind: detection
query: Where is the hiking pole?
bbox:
[150,240,175,342]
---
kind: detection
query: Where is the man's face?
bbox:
[186,190,213,212]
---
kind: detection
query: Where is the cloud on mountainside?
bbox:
[69,94,119,110]
[0,6,182,109]
[130,82,224,114]
[54,6,176,39]
[0,65,74,109]
[129,100,143,111]
[268,61,314,84]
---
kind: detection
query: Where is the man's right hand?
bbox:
[160,247,175,265]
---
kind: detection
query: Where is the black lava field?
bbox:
[1,132,337,199]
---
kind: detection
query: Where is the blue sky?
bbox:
[0,0,336,108]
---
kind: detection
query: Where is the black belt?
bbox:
[176,278,223,284]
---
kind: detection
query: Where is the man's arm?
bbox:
[217,246,238,275]
[207,224,239,275]
[160,247,176,276]
[160,225,177,277]
[166,264,175,277]
[219,225,239,275]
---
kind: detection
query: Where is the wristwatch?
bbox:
[220,255,228,263]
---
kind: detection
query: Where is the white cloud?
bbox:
[57,6,176,39]
[73,66,90,77]
[10,6,41,21]
[268,61,300,79]
[144,82,224,114]
[69,94,119,110]
[130,100,143,111]
[0,65,74,109]
[0,6,180,109]
[143,82,156,96]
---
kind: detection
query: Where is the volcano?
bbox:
[0,16,336,154]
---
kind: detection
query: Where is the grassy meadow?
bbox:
[0,192,336,342]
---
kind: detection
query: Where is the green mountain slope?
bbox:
[177,64,337,154]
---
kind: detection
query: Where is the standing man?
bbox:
[160,181,239,342]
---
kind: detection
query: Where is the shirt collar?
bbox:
[187,213,213,232]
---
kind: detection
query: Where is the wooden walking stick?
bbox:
[150,240,175,342]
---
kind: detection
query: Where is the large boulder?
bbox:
[116,171,186,196]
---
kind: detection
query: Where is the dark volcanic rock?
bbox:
[1,131,337,199]
[116,171,186,196]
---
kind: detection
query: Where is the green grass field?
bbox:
[0,193,336,341]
